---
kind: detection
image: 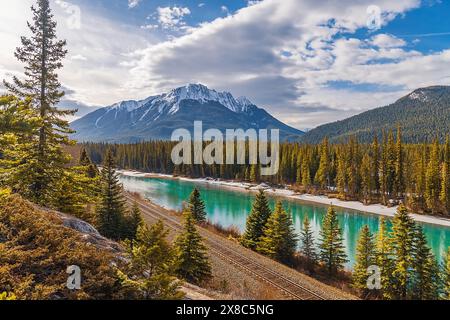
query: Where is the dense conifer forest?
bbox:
[84,129,450,216]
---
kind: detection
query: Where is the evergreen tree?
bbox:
[97,149,128,240]
[301,155,311,188]
[174,207,212,284]
[352,226,376,295]
[118,221,184,300]
[124,202,144,240]
[241,190,272,250]
[3,0,75,205]
[371,136,380,195]
[0,96,38,188]
[257,201,298,264]
[319,206,348,275]
[411,225,441,300]
[336,148,347,199]
[300,216,318,271]
[425,139,441,214]
[376,217,394,299]
[315,137,330,188]
[188,188,207,223]
[360,152,374,204]
[389,205,415,299]
[440,136,450,214]
[394,125,404,197]
[79,147,98,178]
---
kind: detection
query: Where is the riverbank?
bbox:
[118,169,450,228]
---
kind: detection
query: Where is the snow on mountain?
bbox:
[71,83,304,142]
[103,84,255,121]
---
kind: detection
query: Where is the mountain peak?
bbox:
[159,83,254,114]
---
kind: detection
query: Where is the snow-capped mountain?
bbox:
[70,84,304,143]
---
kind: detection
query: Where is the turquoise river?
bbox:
[120,175,450,269]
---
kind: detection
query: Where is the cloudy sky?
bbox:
[1,0,450,129]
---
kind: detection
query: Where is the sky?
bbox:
[0,0,450,129]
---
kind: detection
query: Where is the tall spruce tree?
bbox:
[394,126,404,197]
[257,201,298,264]
[319,206,348,275]
[425,139,441,214]
[315,137,330,188]
[123,202,144,240]
[188,188,207,223]
[352,225,376,295]
[440,136,450,214]
[360,152,374,204]
[300,216,318,271]
[97,149,128,240]
[3,0,75,205]
[411,225,441,300]
[174,207,212,284]
[389,205,415,299]
[241,190,272,250]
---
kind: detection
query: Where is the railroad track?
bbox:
[125,194,325,300]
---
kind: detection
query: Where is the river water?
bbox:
[120,175,450,269]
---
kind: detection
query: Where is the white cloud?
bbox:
[156,6,191,31]
[4,0,449,131]
[71,54,87,61]
[123,0,433,129]
[0,0,157,107]
[370,34,406,48]
[128,0,141,9]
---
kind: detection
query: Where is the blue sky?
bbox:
[1,0,450,129]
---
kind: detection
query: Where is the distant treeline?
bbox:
[83,128,450,216]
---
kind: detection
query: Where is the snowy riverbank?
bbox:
[118,169,450,228]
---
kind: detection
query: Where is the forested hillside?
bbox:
[301,86,450,144]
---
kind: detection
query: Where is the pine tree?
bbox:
[241,190,272,250]
[79,147,98,178]
[425,139,441,214]
[336,148,347,199]
[3,0,75,205]
[371,136,380,195]
[124,202,144,240]
[300,216,318,271]
[440,136,450,214]
[315,137,330,189]
[96,149,128,240]
[360,152,374,204]
[0,96,38,188]
[389,205,415,299]
[352,225,376,294]
[411,225,440,300]
[376,217,394,299]
[257,201,298,264]
[118,221,184,300]
[188,188,207,223]
[394,125,404,197]
[319,206,348,275]
[301,155,311,188]
[174,207,212,284]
